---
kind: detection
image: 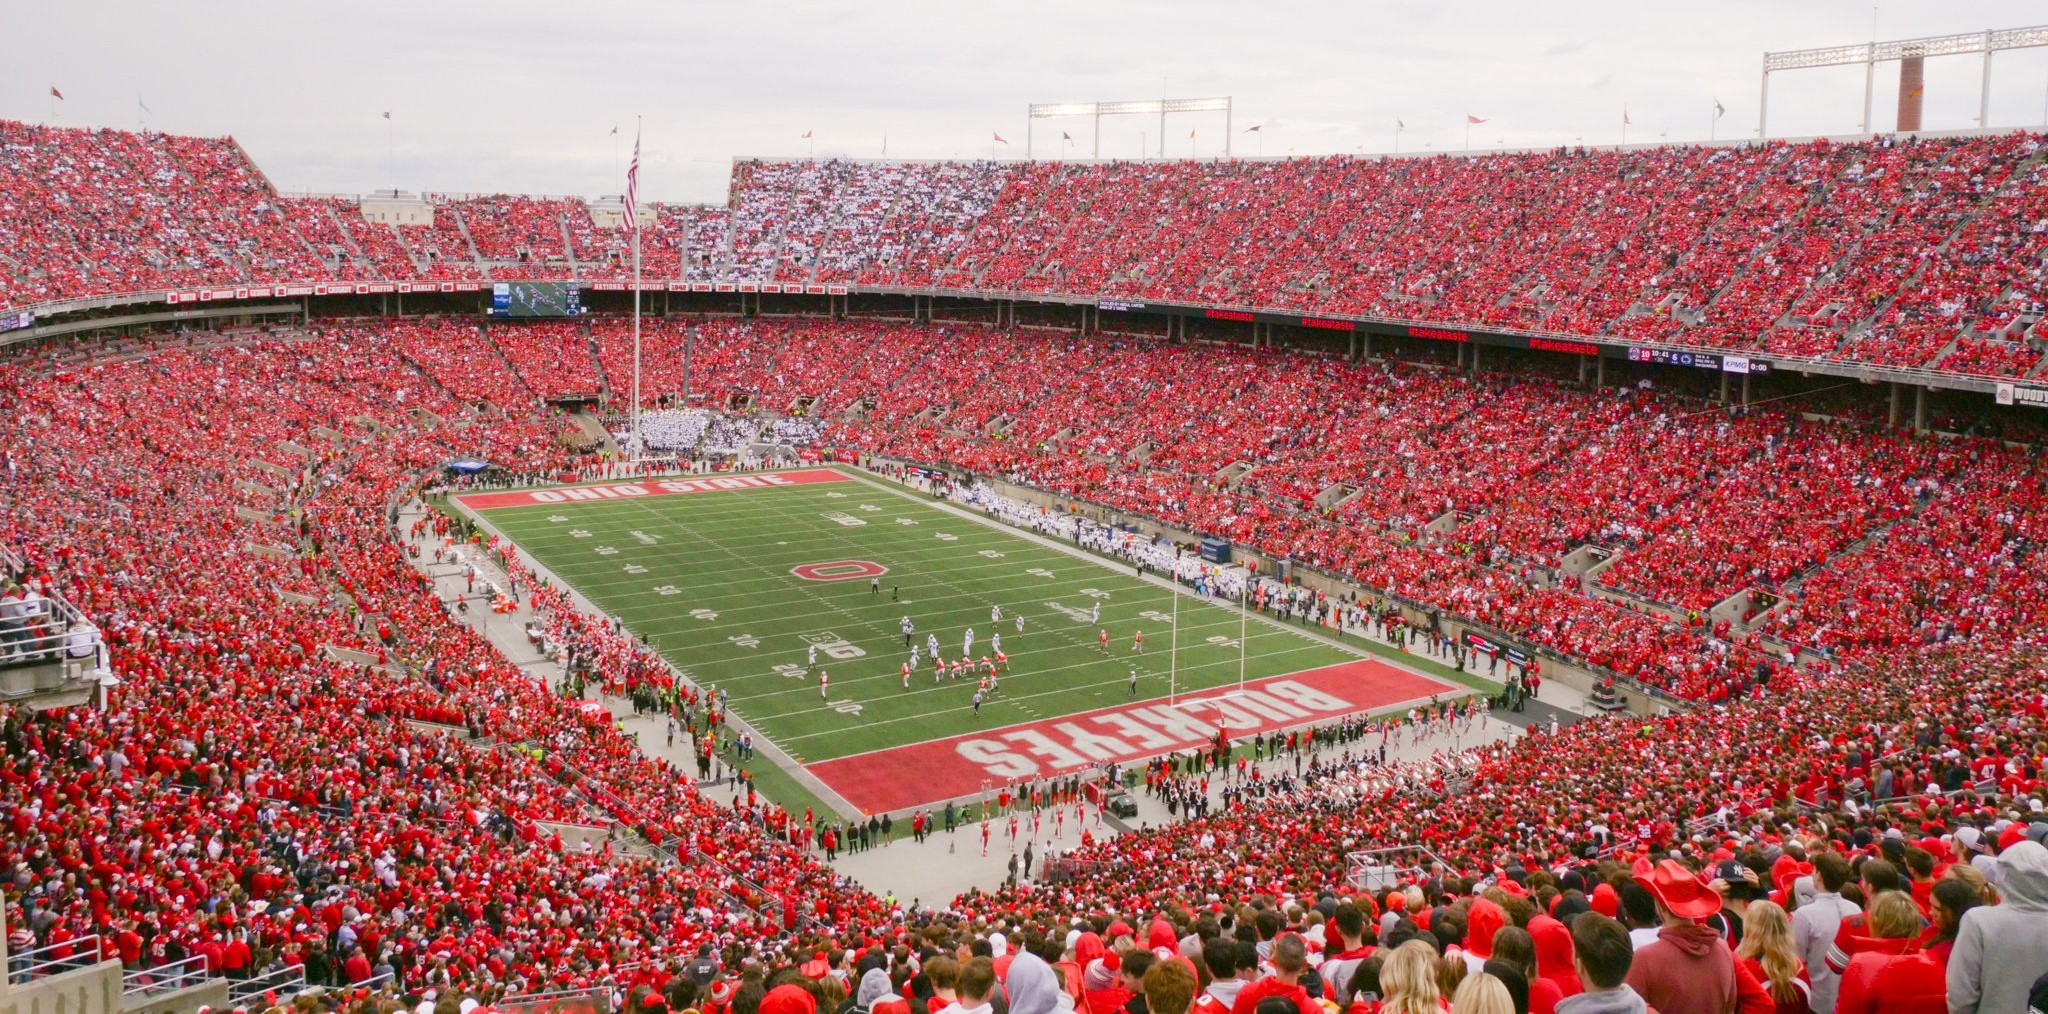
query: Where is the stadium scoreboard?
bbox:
[489,282,583,317]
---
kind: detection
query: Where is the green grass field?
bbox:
[458,468,1449,817]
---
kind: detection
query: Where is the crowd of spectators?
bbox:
[5,120,2045,382]
[10,118,2048,1011]
[0,318,2045,1012]
[486,321,606,399]
[0,327,890,997]
[610,409,710,453]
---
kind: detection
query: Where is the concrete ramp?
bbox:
[1711,588,1763,631]
[405,718,475,739]
[353,414,396,436]
[277,440,316,460]
[320,644,407,675]
[1126,441,1155,464]
[1319,483,1361,510]
[243,541,292,559]
[1215,461,1255,486]
[1560,544,1614,579]
[1424,509,1461,535]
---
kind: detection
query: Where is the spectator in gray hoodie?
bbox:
[1556,914,1654,1014]
[1948,839,2048,1014]
[1005,951,1061,1014]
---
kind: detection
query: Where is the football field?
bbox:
[456,468,1454,817]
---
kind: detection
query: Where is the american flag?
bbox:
[623,130,640,235]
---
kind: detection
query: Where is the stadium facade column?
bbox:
[1578,356,1589,385]
[1979,30,1995,129]
[1719,370,1730,403]
[1469,343,1480,375]
[1914,386,1927,434]
[1740,370,1750,406]
[1898,55,1926,132]
[1889,383,1902,426]
[1596,355,1607,387]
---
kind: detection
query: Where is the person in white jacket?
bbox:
[1792,852,1860,1014]
[1947,838,2048,1014]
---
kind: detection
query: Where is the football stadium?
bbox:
[4,5,2048,1014]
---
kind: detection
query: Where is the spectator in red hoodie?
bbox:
[1460,900,1507,975]
[341,945,373,984]
[1833,894,1944,1014]
[1489,928,1563,1014]
[1623,861,1773,1014]
[1527,916,1582,1001]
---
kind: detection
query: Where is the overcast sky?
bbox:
[6,0,2046,204]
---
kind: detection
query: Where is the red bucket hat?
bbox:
[1634,860,1720,921]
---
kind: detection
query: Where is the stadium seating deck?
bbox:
[3,121,2044,380]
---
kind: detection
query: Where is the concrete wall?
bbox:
[359,196,432,227]
[119,978,229,1014]
[0,961,123,1014]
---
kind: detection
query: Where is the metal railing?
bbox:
[0,555,107,678]
[123,956,211,997]
[6,936,104,983]
[496,984,617,1014]
[229,964,308,1004]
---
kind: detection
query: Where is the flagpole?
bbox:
[631,115,643,462]
[1238,574,1247,693]
[1169,549,1180,706]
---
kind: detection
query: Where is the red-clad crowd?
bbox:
[1,320,2046,1013]
[0,329,888,997]
[322,314,2042,701]
[5,121,2046,381]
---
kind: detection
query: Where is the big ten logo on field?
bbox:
[790,560,888,582]
[821,511,867,527]
[1043,601,1094,624]
[801,632,867,660]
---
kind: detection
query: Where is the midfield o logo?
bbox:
[790,560,889,582]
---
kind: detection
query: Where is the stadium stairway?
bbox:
[567,410,622,455]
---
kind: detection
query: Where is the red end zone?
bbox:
[806,658,1450,814]
[456,469,852,509]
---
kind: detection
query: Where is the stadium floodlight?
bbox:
[1759,25,2047,137]
[1027,96,1232,159]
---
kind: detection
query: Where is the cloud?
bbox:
[7,0,2042,201]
